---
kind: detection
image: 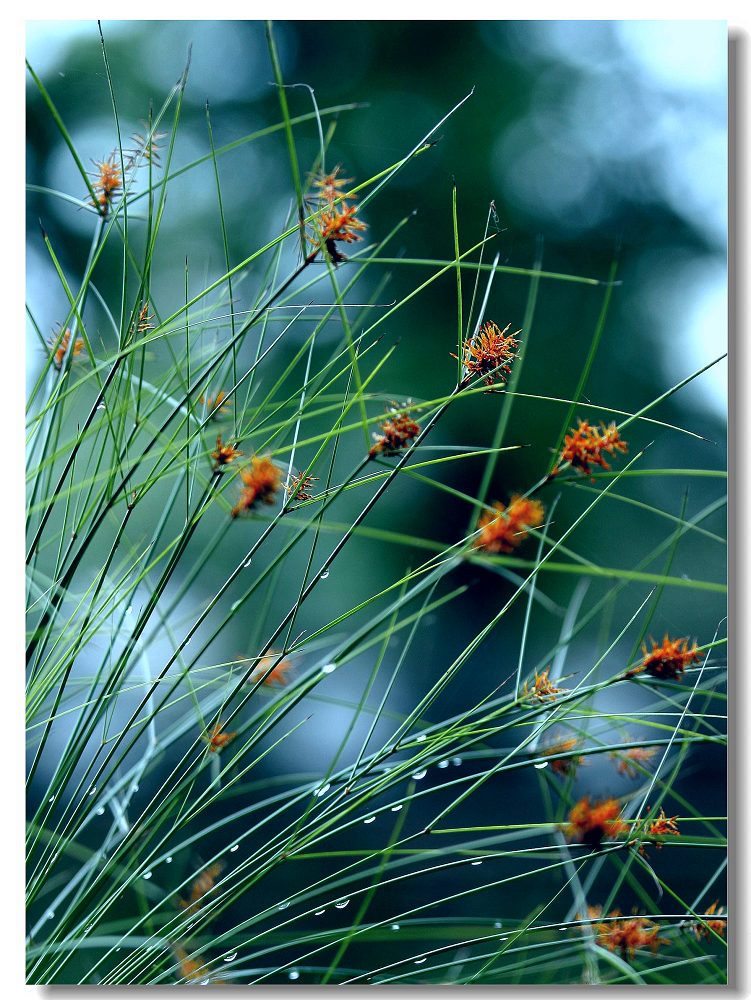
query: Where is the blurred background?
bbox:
[27,21,727,981]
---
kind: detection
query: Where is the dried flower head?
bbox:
[593,909,669,960]
[552,419,628,479]
[249,651,294,688]
[611,745,657,779]
[48,328,85,370]
[230,456,282,518]
[541,737,584,778]
[566,796,626,849]
[205,723,237,753]
[211,435,242,470]
[178,862,223,915]
[369,407,421,458]
[309,201,368,265]
[136,302,154,334]
[693,901,727,941]
[90,154,122,215]
[475,494,545,554]
[199,390,232,420]
[521,668,567,703]
[639,808,680,855]
[311,165,353,205]
[285,472,319,503]
[453,321,520,388]
[129,124,167,166]
[633,635,700,682]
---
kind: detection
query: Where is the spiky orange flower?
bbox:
[312,165,353,205]
[522,668,566,703]
[552,419,628,479]
[369,408,421,458]
[199,391,232,420]
[285,472,319,503]
[639,808,680,856]
[178,862,223,915]
[611,745,657,779]
[635,635,700,682]
[541,737,583,777]
[694,901,727,940]
[91,154,122,214]
[593,909,668,960]
[48,328,85,370]
[249,651,294,688]
[136,302,154,334]
[309,201,367,265]
[230,456,282,518]
[211,436,242,470]
[475,494,545,554]
[454,321,520,387]
[566,796,626,849]
[205,724,237,753]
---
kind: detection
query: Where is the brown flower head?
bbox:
[522,668,567,703]
[48,328,85,370]
[475,494,545,554]
[566,796,626,849]
[248,651,294,688]
[177,861,223,915]
[552,419,628,479]
[200,390,232,420]
[634,635,700,682]
[312,165,353,205]
[693,901,727,941]
[639,808,680,856]
[90,154,122,214]
[136,302,154,334]
[309,199,367,265]
[541,737,584,778]
[285,472,319,503]
[369,406,421,458]
[454,321,520,388]
[211,435,242,470]
[205,724,237,754]
[593,909,669,960]
[611,745,657,779]
[230,456,282,518]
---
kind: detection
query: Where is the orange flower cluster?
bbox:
[308,169,366,265]
[230,456,282,518]
[639,808,680,856]
[475,495,545,553]
[552,419,627,479]
[285,472,318,503]
[312,165,352,203]
[178,862,223,915]
[591,908,668,960]
[636,635,700,681]
[48,328,85,370]
[521,668,566,703]
[200,390,232,420]
[455,321,519,387]
[566,796,626,849]
[172,943,209,981]
[694,901,727,940]
[90,154,122,215]
[211,435,242,470]
[249,651,294,688]
[611,745,657,779]
[369,408,421,458]
[136,302,154,334]
[205,723,237,754]
[541,737,583,777]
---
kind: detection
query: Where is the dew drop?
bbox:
[288,970,300,981]
[494,921,503,929]
[471,860,482,866]
[126,606,133,615]
[416,734,426,743]
[322,663,336,674]
[48,796,55,803]
[278,901,289,910]
[96,403,106,411]
[437,760,449,769]
[166,856,173,863]
[46,910,55,920]
[115,947,121,952]
[390,804,403,812]
[414,957,427,965]
[223,953,237,963]
[320,570,330,580]
[243,558,252,568]
[231,601,241,613]
[143,871,152,880]
[363,815,376,824]
[451,757,463,766]
[230,844,239,853]
[314,782,330,797]
[315,909,326,916]
[411,769,427,780]
[391,923,400,931]
[200,978,211,986]
[88,786,97,796]
[533,761,548,770]
[96,807,105,816]
[334,899,350,909]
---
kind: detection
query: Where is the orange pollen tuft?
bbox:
[230,456,282,518]
[541,737,583,777]
[48,328,85,370]
[91,155,123,214]
[249,651,294,688]
[566,796,626,849]
[369,409,421,458]
[475,494,545,553]
[637,635,700,682]
[552,419,628,479]
[312,164,354,204]
[211,435,242,470]
[285,472,318,503]
[522,668,566,703]
[694,901,727,940]
[206,724,237,753]
[593,909,668,960]
[199,390,232,420]
[611,745,657,779]
[453,321,520,387]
